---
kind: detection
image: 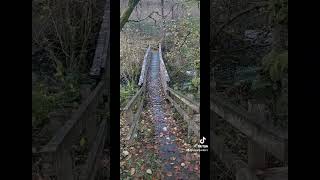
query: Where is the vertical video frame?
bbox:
[32,0,110,179]
[120,0,201,179]
[210,0,288,179]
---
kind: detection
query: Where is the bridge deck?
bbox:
[145,51,200,178]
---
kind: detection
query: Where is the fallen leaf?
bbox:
[166,172,172,176]
[130,168,135,175]
[146,169,152,174]
[123,151,129,156]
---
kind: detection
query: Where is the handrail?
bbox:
[90,3,110,77]
[167,87,200,113]
[122,46,151,141]
[40,80,106,153]
[159,43,170,82]
[138,45,151,86]
[211,93,288,162]
[157,43,200,139]
[123,87,144,111]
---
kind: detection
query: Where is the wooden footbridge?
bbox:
[122,43,200,143]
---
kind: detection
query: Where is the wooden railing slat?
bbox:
[80,120,106,180]
[211,94,288,162]
[138,46,151,86]
[41,80,105,153]
[167,87,200,113]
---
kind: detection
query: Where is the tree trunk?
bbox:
[120,0,141,31]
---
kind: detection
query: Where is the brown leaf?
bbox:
[130,168,135,175]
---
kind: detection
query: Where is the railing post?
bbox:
[247,100,266,170]
[55,149,74,180]
[87,110,97,146]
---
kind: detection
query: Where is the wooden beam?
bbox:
[159,43,170,82]
[123,87,143,111]
[138,46,151,86]
[167,87,200,113]
[211,132,259,180]
[167,94,189,121]
[211,94,288,162]
[126,95,145,141]
[247,101,266,170]
[90,3,110,77]
[80,120,107,180]
[41,80,106,153]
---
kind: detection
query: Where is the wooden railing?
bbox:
[158,43,200,140]
[122,45,151,141]
[159,43,170,94]
[34,2,110,180]
[210,83,288,180]
[167,87,200,139]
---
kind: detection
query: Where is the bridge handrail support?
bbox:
[89,2,110,78]
[211,93,288,162]
[166,89,200,139]
[167,87,200,113]
[138,45,151,86]
[158,43,170,94]
[38,76,109,180]
[122,46,152,141]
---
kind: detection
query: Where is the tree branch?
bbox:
[213,2,268,39]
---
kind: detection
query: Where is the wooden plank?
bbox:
[167,87,200,113]
[55,148,74,180]
[211,132,259,180]
[90,2,110,77]
[138,46,151,86]
[166,94,189,120]
[123,87,144,111]
[248,139,266,169]
[41,80,106,153]
[80,120,107,180]
[211,94,288,162]
[128,96,145,141]
[167,95,200,138]
[126,96,144,141]
[100,8,110,70]
[159,43,170,82]
[211,132,247,173]
[248,101,266,170]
